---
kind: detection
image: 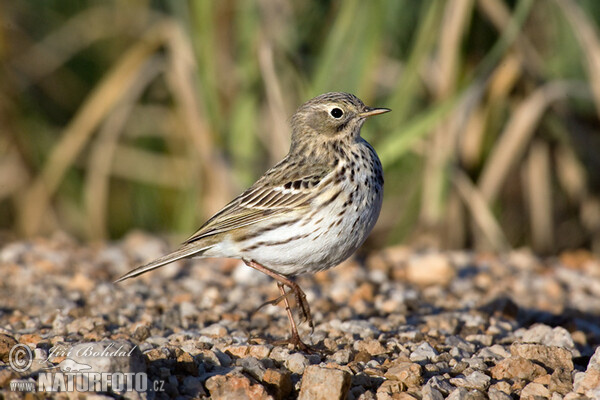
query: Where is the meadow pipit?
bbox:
[116,92,389,350]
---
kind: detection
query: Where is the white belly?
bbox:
[212,157,383,276]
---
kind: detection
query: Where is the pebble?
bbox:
[0,334,18,363]
[406,253,455,286]
[490,356,547,381]
[510,343,574,371]
[284,352,309,374]
[520,382,551,399]
[449,370,491,391]
[205,371,271,400]
[298,365,351,400]
[410,342,438,362]
[384,362,422,387]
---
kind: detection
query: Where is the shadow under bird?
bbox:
[115,92,390,350]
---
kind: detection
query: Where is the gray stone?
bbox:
[449,371,490,391]
[488,387,513,400]
[422,384,444,400]
[518,324,577,354]
[331,349,353,364]
[181,376,206,397]
[284,352,309,374]
[237,356,266,380]
[410,342,438,362]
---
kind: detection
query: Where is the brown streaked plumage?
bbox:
[116,92,390,351]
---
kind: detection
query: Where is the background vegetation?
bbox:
[2,0,600,256]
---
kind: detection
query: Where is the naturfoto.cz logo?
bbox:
[8,343,165,393]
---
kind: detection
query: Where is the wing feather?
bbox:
[184,160,334,244]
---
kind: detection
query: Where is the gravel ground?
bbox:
[1,231,600,399]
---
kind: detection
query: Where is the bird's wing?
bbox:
[184,161,334,244]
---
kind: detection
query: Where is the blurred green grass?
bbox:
[1,0,600,256]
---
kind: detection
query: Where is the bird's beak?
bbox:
[359,107,391,118]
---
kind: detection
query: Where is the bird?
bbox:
[115,92,390,350]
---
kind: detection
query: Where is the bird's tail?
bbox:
[114,244,212,283]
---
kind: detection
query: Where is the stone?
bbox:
[176,351,199,375]
[549,367,573,394]
[446,388,486,400]
[510,343,573,371]
[182,376,206,397]
[488,387,513,400]
[449,371,491,391]
[205,371,272,400]
[248,345,272,359]
[490,356,547,381]
[331,349,353,365]
[200,323,228,337]
[357,339,388,356]
[518,324,577,353]
[238,356,266,380]
[284,352,309,374]
[406,253,455,286]
[520,382,551,399]
[574,368,600,396]
[0,334,18,363]
[410,342,437,362]
[384,362,422,388]
[0,368,19,387]
[376,380,407,399]
[298,365,351,400]
[262,369,292,400]
[421,384,444,400]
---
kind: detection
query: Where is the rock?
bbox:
[0,334,18,363]
[384,362,423,388]
[549,367,573,394]
[510,343,573,371]
[488,387,513,400]
[446,387,486,400]
[238,356,266,380]
[357,339,388,356]
[0,368,19,387]
[182,376,206,397]
[406,253,455,286]
[331,349,353,364]
[376,380,408,399]
[520,382,550,399]
[410,342,437,362]
[248,345,272,359]
[176,351,199,375]
[426,376,455,395]
[200,323,228,337]
[449,371,491,391]
[284,352,309,374]
[298,365,351,400]
[490,356,547,381]
[422,384,444,400]
[262,369,292,400]
[574,347,600,396]
[518,324,577,353]
[226,345,250,358]
[205,371,271,400]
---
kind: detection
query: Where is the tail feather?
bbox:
[114,245,211,283]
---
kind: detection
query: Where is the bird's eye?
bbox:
[330,108,343,118]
